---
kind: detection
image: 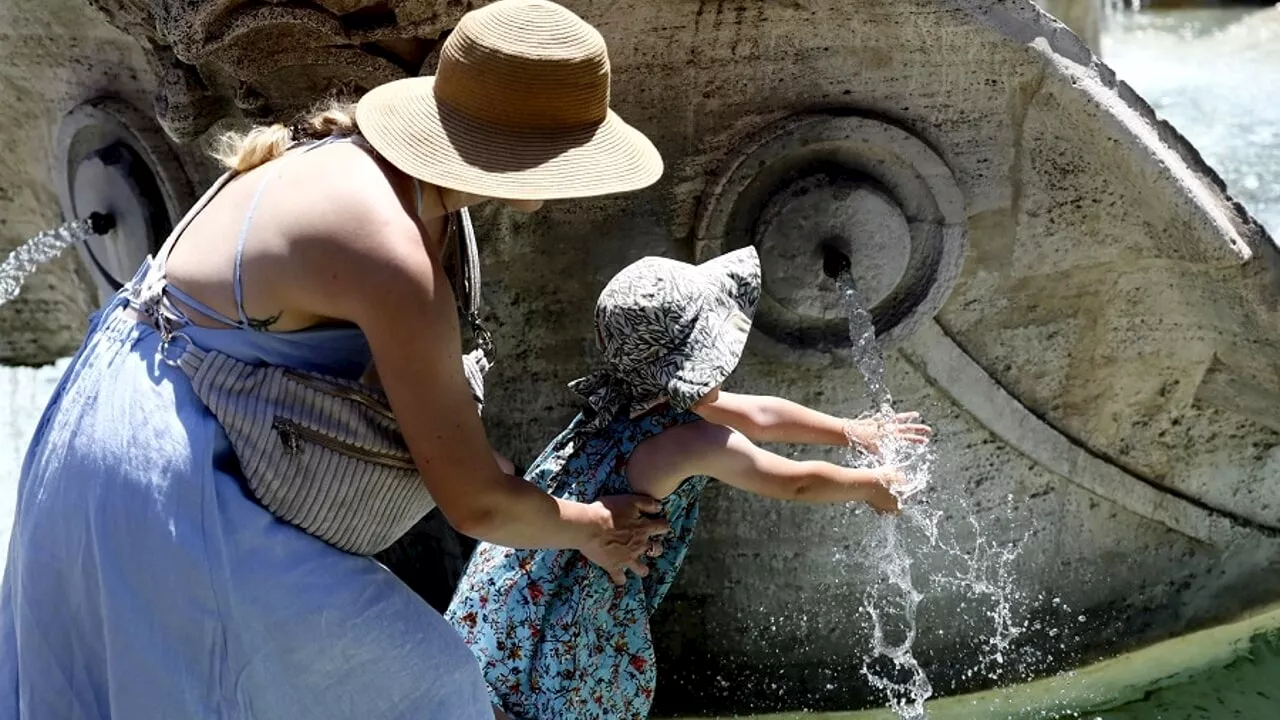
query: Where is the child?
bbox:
[445,247,932,720]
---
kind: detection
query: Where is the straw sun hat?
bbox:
[356,0,664,201]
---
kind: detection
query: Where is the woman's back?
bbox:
[165,137,421,337]
[0,136,493,720]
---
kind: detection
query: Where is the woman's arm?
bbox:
[289,195,666,584]
[692,389,931,453]
[628,421,904,513]
[364,363,517,475]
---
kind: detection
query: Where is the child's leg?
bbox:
[492,705,512,720]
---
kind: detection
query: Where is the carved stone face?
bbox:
[22,0,1280,714]
[86,0,475,141]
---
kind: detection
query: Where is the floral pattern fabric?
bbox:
[445,405,709,720]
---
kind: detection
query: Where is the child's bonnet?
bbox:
[568,246,762,434]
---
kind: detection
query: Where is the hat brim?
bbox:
[664,306,755,411]
[663,247,761,407]
[357,76,664,201]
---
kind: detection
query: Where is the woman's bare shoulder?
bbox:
[291,145,419,252]
[281,147,433,323]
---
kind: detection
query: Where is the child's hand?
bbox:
[845,412,932,456]
[865,466,908,515]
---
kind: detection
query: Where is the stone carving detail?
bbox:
[9,0,1280,713]
[83,0,476,141]
[54,98,194,303]
[695,113,967,350]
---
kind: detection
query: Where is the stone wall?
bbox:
[0,0,214,364]
[0,0,123,363]
[3,0,1280,714]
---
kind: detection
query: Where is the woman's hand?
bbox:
[577,495,670,585]
[845,412,932,456]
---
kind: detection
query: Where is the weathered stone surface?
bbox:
[0,0,135,363]
[0,0,214,364]
[4,0,1280,715]
[81,0,471,141]
[1037,0,1101,51]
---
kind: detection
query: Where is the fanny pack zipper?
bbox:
[281,369,397,421]
[271,417,417,471]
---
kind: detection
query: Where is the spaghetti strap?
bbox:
[227,134,353,329]
[165,283,243,328]
[231,173,275,327]
[137,133,364,331]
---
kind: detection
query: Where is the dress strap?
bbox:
[153,172,236,272]
[230,172,276,327]
[229,134,351,329]
[164,284,242,328]
[134,171,239,326]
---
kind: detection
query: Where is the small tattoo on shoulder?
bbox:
[247,312,283,331]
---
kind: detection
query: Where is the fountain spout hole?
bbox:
[87,212,116,236]
[821,241,852,281]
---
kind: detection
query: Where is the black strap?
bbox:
[449,207,493,357]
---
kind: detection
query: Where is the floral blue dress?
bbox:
[445,405,709,719]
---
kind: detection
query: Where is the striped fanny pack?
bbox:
[150,208,490,555]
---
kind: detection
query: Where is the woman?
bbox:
[0,1,667,718]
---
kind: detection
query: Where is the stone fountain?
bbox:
[1,0,1278,714]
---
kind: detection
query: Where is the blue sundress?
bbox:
[0,138,493,718]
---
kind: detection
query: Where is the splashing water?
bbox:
[854,509,933,719]
[835,272,934,717]
[835,272,1036,718]
[0,218,97,309]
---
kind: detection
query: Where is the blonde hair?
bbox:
[212,98,360,173]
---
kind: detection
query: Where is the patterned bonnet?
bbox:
[568,247,762,433]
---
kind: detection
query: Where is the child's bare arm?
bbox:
[628,421,903,512]
[692,388,847,445]
[692,389,931,452]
